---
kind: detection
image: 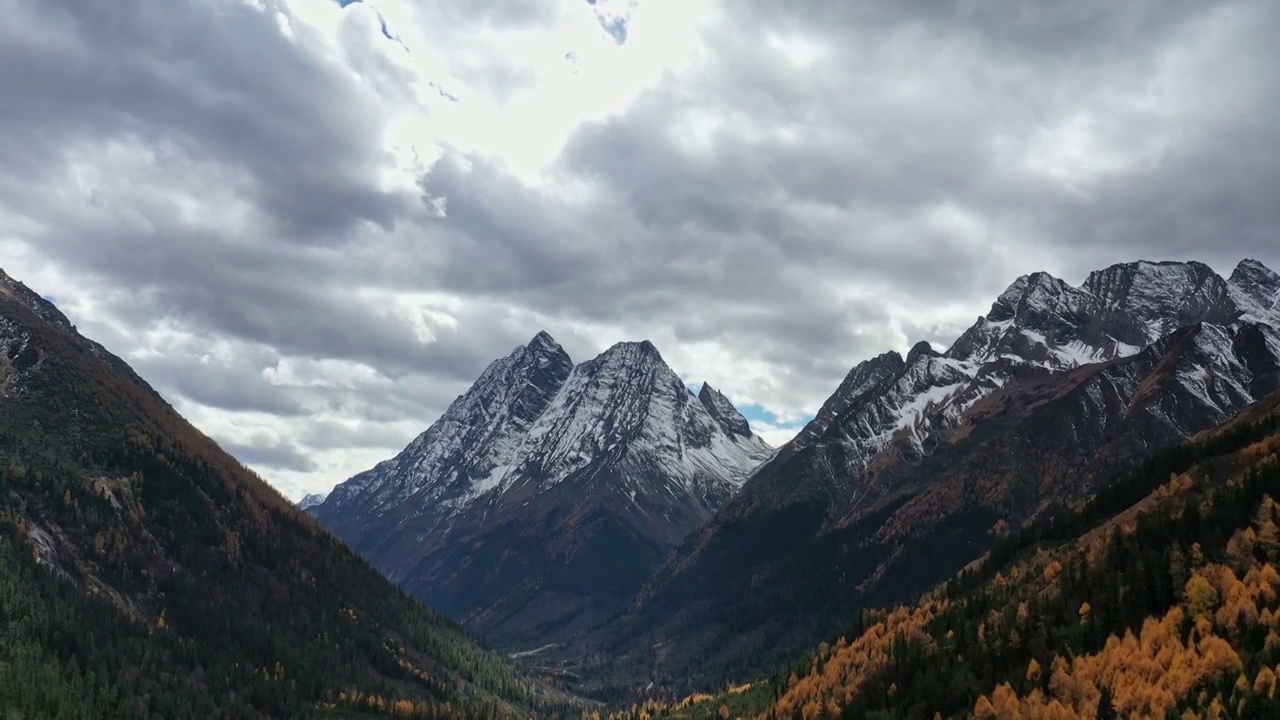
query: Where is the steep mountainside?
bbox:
[316,331,576,561]
[0,269,578,718]
[312,336,772,647]
[584,260,1280,692]
[612,390,1280,720]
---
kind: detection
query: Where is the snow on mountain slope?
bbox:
[310,332,772,645]
[1230,258,1280,326]
[786,351,905,455]
[773,260,1275,489]
[605,260,1280,686]
[315,331,573,527]
[297,492,327,511]
[497,341,772,504]
[698,383,753,437]
[1081,260,1239,345]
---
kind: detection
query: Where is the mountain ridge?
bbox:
[0,267,579,718]
[578,258,1280,692]
[613,387,1280,720]
[312,332,773,647]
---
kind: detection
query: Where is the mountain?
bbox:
[297,492,328,510]
[0,269,579,718]
[311,335,773,647]
[613,390,1280,720]
[582,259,1280,692]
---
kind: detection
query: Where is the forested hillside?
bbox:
[606,392,1280,719]
[0,270,582,718]
[591,261,1280,692]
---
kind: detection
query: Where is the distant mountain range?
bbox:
[585,259,1280,689]
[297,492,327,510]
[310,333,772,644]
[8,251,1275,715]
[312,257,1280,694]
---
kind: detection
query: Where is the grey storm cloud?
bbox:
[1,0,1278,496]
[221,439,319,474]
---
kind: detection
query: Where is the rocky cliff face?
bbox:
[316,331,575,555]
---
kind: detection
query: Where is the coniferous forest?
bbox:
[0,274,582,717]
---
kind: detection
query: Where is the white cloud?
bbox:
[753,422,804,449]
[2,0,1279,500]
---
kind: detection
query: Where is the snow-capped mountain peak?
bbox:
[986,270,1083,325]
[788,350,904,453]
[311,333,776,641]
[527,329,562,352]
[499,339,773,500]
[318,334,777,525]
[906,340,937,363]
[698,382,752,437]
[768,259,1280,493]
[297,492,328,511]
[1081,260,1236,346]
[1230,258,1280,326]
[316,331,574,518]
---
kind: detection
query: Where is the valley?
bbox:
[7,2,1280,718]
[4,257,1279,718]
[304,259,1280,709]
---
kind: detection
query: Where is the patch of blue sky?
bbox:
[584,0,630,45]
[738,403,810,431]
[332,0,398,42]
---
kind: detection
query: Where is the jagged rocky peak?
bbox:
[948,270,1095,365]
[546,339,776,476]
[1231,259,1280,294]
[1082,260,1236,344]
[502,331,575,406]
[948,259,1278,369]
[1083,259,1221,303]
[514,330,572,372]
[698,382,752,437]
[526,329,564,356]
[317,331,574,517]
[448,331,574,437]
[986,271,1082,324]
[906,340,937,363]
[548,339,675,422]
[0,267,74,332]
[516,329,573,368]
[776,258,1280,490]
[298,492,328,511]
[514,339,720,475]
[596,338,661,366]
[788,350,905,452]
[1230,259,1280,324]
[827,351,906,402]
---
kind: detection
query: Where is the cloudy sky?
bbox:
[3,0,1278,499]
